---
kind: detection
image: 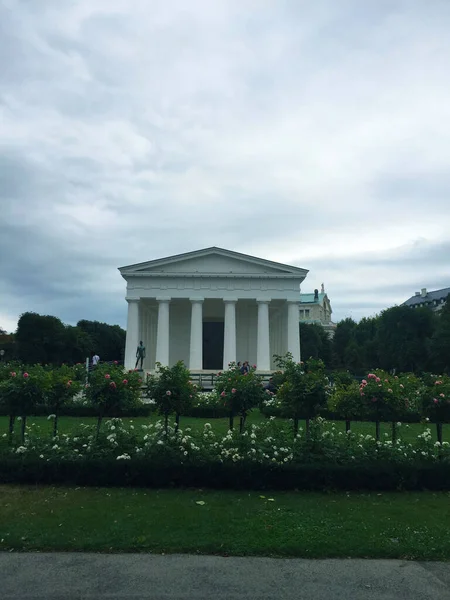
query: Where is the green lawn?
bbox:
[0,413,443,443]
[1,485,450,559]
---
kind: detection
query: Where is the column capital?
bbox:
[189,297,204,303]
[286,300,300,305]
[125,297,140,303]
[256,298,271,304]
[156,296,171,303]
[224,297,238,304]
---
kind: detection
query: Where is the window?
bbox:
[305,309,310,318]
[300,310,304,318]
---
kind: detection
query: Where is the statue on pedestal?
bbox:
[135,340,146,370]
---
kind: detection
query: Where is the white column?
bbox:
[189,298,204,370]
[256,299,271,371]
[287,301,301,363]
[124,298,140,370]
[155,297,171,367]
[223,299,237,369]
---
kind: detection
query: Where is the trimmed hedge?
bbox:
[0,404,153,418]
[1,457,450,491]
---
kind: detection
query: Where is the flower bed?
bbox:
[1,416,449,490]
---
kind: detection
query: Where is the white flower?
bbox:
[39,454,44,459]
[17,417,22,421]
[15,446,27,454]
[116,454,131,460]
[2,433,6,438]
[47,414,56,420]
[184,451,188,456]
[157,440,164,445]
[52,444,59,450]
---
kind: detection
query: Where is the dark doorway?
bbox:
[203,321,224,370]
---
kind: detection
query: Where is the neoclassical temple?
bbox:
[119,247,308,372]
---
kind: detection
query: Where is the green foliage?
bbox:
[214,363,266,426]
[85,363,143,425]
[328,380,366,420]
[77,320,125,362]
[0,365,51,417]
[274,354,329,429]
[299,323,332,366]
[147,361,197,424]
[421,374,450,422]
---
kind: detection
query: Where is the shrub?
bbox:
[146,361,198,432]
[214,363,266,431]
[45,365,82,436]
[85,363,143,435]
[0,365,51,442]
[274,355,329,434]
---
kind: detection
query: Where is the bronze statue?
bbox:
[135,340,146,370]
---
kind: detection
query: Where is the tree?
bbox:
[429,297,450,374]
[16,312,67,364]
[376,306,436,373]
[300,323,332,367]
[332,318,357,368]
[77,320,125,362]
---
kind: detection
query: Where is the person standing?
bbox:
[92,353,100,369]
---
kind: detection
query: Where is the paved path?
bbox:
[1,553,449,599]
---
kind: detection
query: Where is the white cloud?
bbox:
[1,0,450,332]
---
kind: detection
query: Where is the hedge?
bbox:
[1,457,450,491]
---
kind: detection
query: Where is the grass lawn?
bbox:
[0,413,443,442]
[1,485,450,559]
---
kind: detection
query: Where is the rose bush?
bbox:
[146,361,198,432]
[214,363,266,431]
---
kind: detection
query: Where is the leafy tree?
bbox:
[376,306,436,373]
[300,323,332,366]
[332,318,357,368]
[77,320,125,362]
[429,297,450,374]
[16,312,67,364]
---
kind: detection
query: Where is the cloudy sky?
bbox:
[2,0,450,332]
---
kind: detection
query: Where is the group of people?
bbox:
[237,361,277,393]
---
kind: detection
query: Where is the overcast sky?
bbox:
[2,0,450,333]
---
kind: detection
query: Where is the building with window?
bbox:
[402,287,450,312]
[299,284,336,337]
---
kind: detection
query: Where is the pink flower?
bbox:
[433,398,439,404]
[252,364,257,369]
[10,372,16,377]
[371,397,377,402]
[122,379,128,385]
[166,390,172,396]
[361,379,367,385]
[189,394,192,398]
[23,372,29,378]
[217,372,222,376]
[375,377,381,383]
[66,380,72,387]
[114,360,118,365]
[220,391,226,397]
[110,381,117,389]
[440,393,445,398]
[435,380,443,385]
[138,378,142,383]
[105,374,111,379]
[384,379,388,383]
[85,383,89,388]
[231,388,236,394]
[368,373,376,379]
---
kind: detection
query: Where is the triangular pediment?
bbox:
[119,247,308,278]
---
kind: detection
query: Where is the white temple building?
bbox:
[119,247,308,372]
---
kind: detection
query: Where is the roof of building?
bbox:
[403,287,450,307]
[300,292,326,304]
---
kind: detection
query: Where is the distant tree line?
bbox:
[0,312,126,365]
[302,298,450,375]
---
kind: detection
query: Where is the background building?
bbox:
[403,287,450,312]
[299,284,336,338]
